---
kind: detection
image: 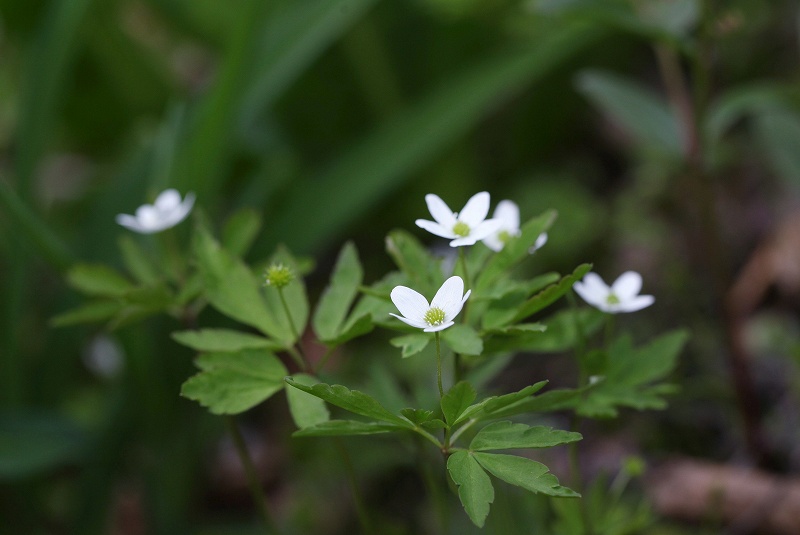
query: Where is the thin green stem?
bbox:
[277,287,308,371]
[604,314,616,348]
[313,347,335,375]
[435,331,444,399]
[568,416,591,535]
[448,419,477,445]
[224,417,275,534]
[417,440,449,533]
[334,438,372,534]
[567,291,588,386]
[458,247,471,291]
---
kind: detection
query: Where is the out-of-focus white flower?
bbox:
[481,200,548,254]
[415,192,502,247]
[390,276,471,332]
[116,189,195,234]
[573,271,654,313]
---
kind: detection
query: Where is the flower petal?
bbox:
[482,234,504,252]
[529,232,548,253]
[611,271,643,300]
[469,218,503,241]
[389,313,429,330]
[416,219,457,239]
[155,189,182,211]
[425,194,457,228]
[614,294,654,313]
[390,286,429,321]
[449,236,479,247]
[431,276,465,319]
[573,273,610,310]
[493,200,520,231]
[424,320,454,332]
[115,214,150,234]
[162,192,195,228]
[458,191,490,227]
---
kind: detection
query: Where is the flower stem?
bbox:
[604,314,616,348]
[567,291,588,386]
[568,415,592,535]
[313,347,334,375]
[435,331,444,399]
[334,438,372,533]
[277,287,307,371]
[224,416,275,534]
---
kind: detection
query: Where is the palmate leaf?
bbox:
[578,330,689,418]
[441,324,483,356]
[441,382,477,425]
[455,381,549,424]
[222,208,262,257]
[447,451,494,528]
[473,452,578,498]
[312,242,364,343]
[470,421,581,451]
[284,379,413,428]
[66,264,135,297]
[285,373,330,429]
[484,308,604,354]
[181,349,288,415]
[511,263,592,323]
[385,230,441,296]
[172,329,282,352]
[293,420,407,437]
[390,333,431,358]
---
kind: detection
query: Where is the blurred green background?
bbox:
[2,0,800,533]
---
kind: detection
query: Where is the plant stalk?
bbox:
[334,438,372,534]
[435,331,444,399]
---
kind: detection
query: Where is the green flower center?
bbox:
[606,293,620,305]
[264,263,294,288]
[452,221,470,237]
[498,230,512,244]
[423,307,446,326]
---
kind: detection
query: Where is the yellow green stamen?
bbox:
[423,307,446,326]
[606,293,620,305]
[452,221,470,237]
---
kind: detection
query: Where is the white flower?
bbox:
[390,276,471,332]
[573,271,654,314]
[115,189,195,234]
[481,200,548,253]
[415,191,502,247]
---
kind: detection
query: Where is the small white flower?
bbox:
[115,189,195,234]
[415,191,502,247]
[481,199,548,254]
[573,271,654,314]
[390,276,471,332]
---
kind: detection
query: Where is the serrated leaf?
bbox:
[485,323,547,335]
[181,349,288,415]
[66,264,135,297]
[385,230,440,295]
[471,421,581,451]
[172,329,280,352]
[447,450,494,528]
[485,308,604,354]
[285,373,330,429]
[441,382,477,425]
[284,379,412,427]
[313,242,363,342]
[400,408,435,425]
[390,333,431,358]
[222,208,261,257]
[456,381,549,424]
[477,211,557,288]
[512,263,592,322]
[293,420,405,437]
[118,235,159,285]
[50,300,124,327]
[193,228,286,342]
[474,452,578,497]
[441,324,483,356]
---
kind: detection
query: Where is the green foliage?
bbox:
[312,242,369,345]
[470,421,582,451]
[172,329,281,352]
[447,451,495,528]
[181,349,288,415]
[285,373,331,429]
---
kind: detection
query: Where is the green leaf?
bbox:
[490,387,590,417]
[293,420,407,437]
[171,329,281,352]
[485,323,547,336]
[313,242,363,342]
[474,452,578,497]
[511,263,592,322]
[441,324,483,356]
[0,411,87,479]
[576,69,682,156]
[50,300,124,327]
[471,421,581,451]
[755,109,800,189]
[441,382,477,425]
[193,227,285,342]
[456,381,549,424]
[400,408,436,426]
[447,450,494,528]
[262,246,310,345]
[66,264,135,297]
[285,373,330,429]
[385,229,441,295]
[485,308,604,354]
[390,333,431,358]
[181,349,288,415]
[477,211,557,288]
[118,235,159,285]
[284,379,412,427]
[323,313,374,347]
[222,208,261,257]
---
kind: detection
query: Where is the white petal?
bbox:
[529,232,548,253]
[431,276,465,319]
[134,205,161,230]
[416,219,457,239]
[449,236,479,247]
[425,194,457,227]
[458,191,490,227]
[155,189,182,211]
[611,271,643,300]
[469,218,503,241]
[482,234,504,252]
[389,313,429,330]
[424,321,454,332]
[575,273,609,300]
[493,200,520,231]
[390,286,429,321]
[615,294,655,313]
[115,213,150,234]
[161,192,195,228]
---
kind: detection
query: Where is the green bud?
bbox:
[264,263,294,288]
